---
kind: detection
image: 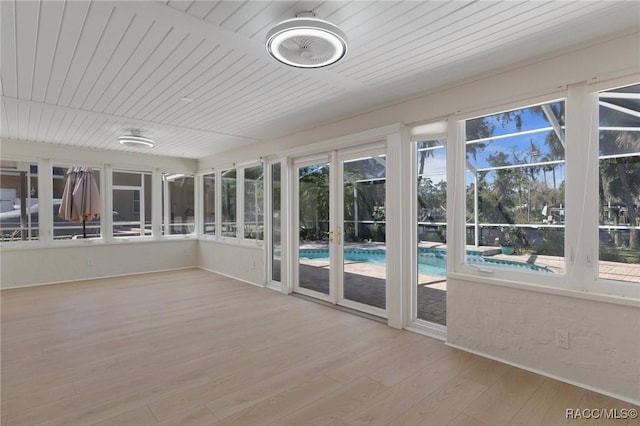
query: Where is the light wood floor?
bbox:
[1,268,638,426]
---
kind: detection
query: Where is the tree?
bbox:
[299,165,330,241]
[599,132,640,249]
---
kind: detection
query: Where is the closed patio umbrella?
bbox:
[58,166,100,238]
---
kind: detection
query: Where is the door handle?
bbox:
[337,226,342,245]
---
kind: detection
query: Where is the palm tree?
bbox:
[599,131,640,249]
[465,118,493,161]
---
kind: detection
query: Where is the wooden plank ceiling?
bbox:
[1,0,638,158]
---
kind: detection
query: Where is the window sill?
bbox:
[0,236,197,251]
[198,237,264,249]
[448,271,640,307]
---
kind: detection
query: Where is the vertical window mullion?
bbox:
[40,159,53,244]
[237,167,245,240]
[450,119,465,273]
[215,170,221,239]
[565,83,598,289]
[152,169,162,239]
[194,173,202,236]
[103,164,113,241]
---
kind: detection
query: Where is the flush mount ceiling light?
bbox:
[117,131,155,149]
[266,12,348,68]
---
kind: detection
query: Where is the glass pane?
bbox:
[598,83,640,283]
[342,155,386,309]
[416,140,447,325]
[0,162,39,241]
[113,171,151,237]
[203,173,215,235]
[271,163,281,282]
[53,166,101,240]
[298,163,330,295]
[221,169,237,237]
[162,174,194,235]
[244,165,264,240]
[465,101,566,274]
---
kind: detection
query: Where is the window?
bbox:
[53,166,101,240]
[220,169,237,238]
[0,161,39,241]
[113,170,151,238]
[416,140,447,325]
[244,164,264,240]
[464,100,566,274]
[598,83,640,283]
[271,162,282,282]
[203,173,216,236]
[162,173,194,235]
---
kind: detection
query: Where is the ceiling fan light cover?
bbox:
[266,18,348,68]
[117,135,155,148]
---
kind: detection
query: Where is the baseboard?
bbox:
[197,266,265,288]
[445,342,640,406]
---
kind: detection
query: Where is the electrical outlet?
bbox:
[555,328,569,349]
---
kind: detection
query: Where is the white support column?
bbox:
[385,127,409,329]
[152,168,163,239]
[565,82,599,289]
[447,117,465,273]
[284,157,296,295]
[406,134,418,328]
[264,161,272,285]
[103,164,113,241]
[194,172,203,236]
[237,166,245,241]
[39,159,53,244]
[215,170,221,240]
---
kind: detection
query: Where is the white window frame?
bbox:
[408,123,449,339]
[589,79,640,299]
[219,166,238,240]
[241,161,265,244]
[161,171,196,238]
[199,170,216,239]
[264,157,287,291]
[452,96,570,290]
[51,162,105,244]
[0,158,43,245]
[111,168,154,242]
[448,82,640,300]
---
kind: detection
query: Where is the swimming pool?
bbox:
[299,247,552,276]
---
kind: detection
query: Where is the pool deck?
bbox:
[300,241,639,283]
[297,241,639,326]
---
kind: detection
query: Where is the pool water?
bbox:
[300,247,552,276]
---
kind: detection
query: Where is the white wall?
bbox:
[447,278,640,403]
[0,240,197,288]
[198,240,264,286]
